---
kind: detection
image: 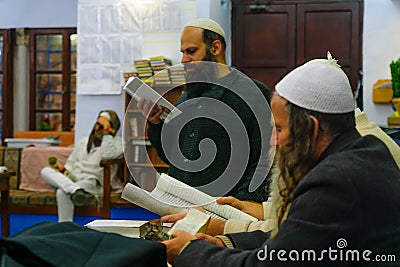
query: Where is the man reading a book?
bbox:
[163,109,400,237]
[137,18,272,202]
[161,55,400,266]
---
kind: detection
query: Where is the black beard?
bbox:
[202,48,216,62]
[184,82,212,98]
[184,50,220,96]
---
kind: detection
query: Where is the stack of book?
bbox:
[121,63,138,83]
[169,64,186,85]
[149,56,172,86]
[134,59,153,84]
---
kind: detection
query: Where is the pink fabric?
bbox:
[19,146,74,192]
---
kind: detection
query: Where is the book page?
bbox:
[151,189,225,220]
[151,189,194,208]
[157,174,258,222]
[122,174,258,222]
[122,183,186,216]
[168,208,210,235]
[156,174,215,205]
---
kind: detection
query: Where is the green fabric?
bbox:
[1,222,167,267]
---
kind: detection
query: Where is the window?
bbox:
[29,28,77,131]
[0,29,13,144]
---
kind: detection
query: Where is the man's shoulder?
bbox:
[250,78,269,91]
[224,72,272,103]
[315,134,399,178]
[250,78,272,102]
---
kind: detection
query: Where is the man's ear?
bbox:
[211,40,222,56]
[310,115,319,141]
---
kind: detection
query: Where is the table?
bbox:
[0,171,15,237]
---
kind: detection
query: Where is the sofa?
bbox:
[1,144,133,219]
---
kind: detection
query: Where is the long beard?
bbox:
[92,126,104,147]
[274,137,318,229]
[277,138,318,186]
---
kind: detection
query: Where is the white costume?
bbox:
[41,111,123,222]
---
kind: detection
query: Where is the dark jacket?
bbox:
[174,129,400,266]
[148,69,272,202]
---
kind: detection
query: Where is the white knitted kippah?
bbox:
[275,52,355,114]
[99,111,111,121]
[185,18,226,39]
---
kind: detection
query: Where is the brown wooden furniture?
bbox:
[14,131,75,147]
[0,171,16,237]
[0,145,132,219]
[232,0,363,93]
[8,157,133,218]
[0,29,14,145]
[372,79,392,103]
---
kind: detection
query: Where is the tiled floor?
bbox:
[3,207,160,237]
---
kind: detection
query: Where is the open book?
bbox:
[123,76,181,123]
[121,173,258,222]
[168,208,211,235]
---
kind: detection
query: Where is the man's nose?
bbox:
[270,128,278,146]
[181,54,191,63]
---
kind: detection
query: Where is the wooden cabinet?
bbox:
[124,85,183,190]
[232,0,363,93]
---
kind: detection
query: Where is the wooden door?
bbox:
[297,2,362,92]
[232,2,296,89]
[232,1,363,93]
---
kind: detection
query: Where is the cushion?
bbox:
[19,146,74,192]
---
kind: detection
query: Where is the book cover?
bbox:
[123,76,182,123]
[129,117,138,138]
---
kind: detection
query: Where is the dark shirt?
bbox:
[148,69,272,202]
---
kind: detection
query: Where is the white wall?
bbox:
[197,0,231,65]
[209,0,231,65]
[363,0,400,126]
[0,0,77,27]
